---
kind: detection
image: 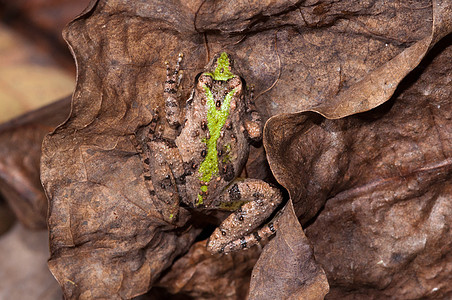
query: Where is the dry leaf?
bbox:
[265,35,452,298]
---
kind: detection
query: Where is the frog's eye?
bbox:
[197,73,213,88]
[228,76,242,91]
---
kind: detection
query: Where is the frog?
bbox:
[138,52,282,254]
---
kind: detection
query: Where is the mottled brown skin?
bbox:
[140,53,282,253]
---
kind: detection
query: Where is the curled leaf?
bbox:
[265,33,452,298]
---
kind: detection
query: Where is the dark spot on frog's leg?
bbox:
[240,237,247,249]
[216,100,222,108]
[221,229,227,236]
[148,189,156,196]
[253,231,261,242]
[253,192,264,199]
[224,164,235,181]
[229,183,241,201]
[160,176,173,189]
[144,158,150,164]
[144,175,152,181]
[165,79,176,84]
[165,101,178,108]
[238,215,244,221]
[191,162,198,169]
[164,88,177,94]
[268,222,276,233]
[201,149,207,158]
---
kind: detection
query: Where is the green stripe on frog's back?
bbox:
[197,52,236,205]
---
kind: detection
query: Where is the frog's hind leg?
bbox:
[145,140,186,222]
[164,53,183,128]
[222,219,279,253]
[207,179,283,253]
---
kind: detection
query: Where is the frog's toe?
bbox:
[206,227,227,253]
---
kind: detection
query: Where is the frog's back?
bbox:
[175,94,249,207]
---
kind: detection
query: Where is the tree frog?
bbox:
[138,52,282,253]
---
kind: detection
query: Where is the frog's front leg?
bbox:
[164,53,183,128]
[207,179,283,253]
[243,87,263,142]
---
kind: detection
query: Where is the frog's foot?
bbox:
[207,179,282,253]
[164,53,183,128]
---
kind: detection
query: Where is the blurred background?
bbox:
[0,0,91,123]
[0,1,90,298]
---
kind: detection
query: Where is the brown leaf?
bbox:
[265,34,452,298]
[0,97,71,229]
[249,201,329,300]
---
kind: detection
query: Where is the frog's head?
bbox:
[195,52,244,110]
[206,51,236,81]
